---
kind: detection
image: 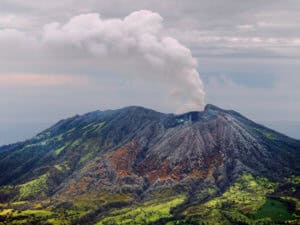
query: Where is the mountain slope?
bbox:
[0,105,299,224]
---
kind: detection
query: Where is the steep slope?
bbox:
[0,105,299,224]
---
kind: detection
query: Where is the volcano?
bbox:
[0,105,299,224]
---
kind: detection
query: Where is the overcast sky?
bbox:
[0,0,299,145]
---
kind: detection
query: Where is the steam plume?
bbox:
[42,10,205,113]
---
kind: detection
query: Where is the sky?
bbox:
[0,0,299,145]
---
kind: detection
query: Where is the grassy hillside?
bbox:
[0,174,298,224]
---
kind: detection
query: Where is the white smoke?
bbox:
[0,10,205,113]
[42,10,205,113]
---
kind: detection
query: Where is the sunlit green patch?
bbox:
[253,128,277,140]
[186,174,276,215]
[67,192,133,211]
[55,146,65,155]
[45,193,133,224]
[18,174,49,200]
[82,122,106,136]
[14,209,52,217]
[92,122,106,130]
[49,209,87,224]
[99,192,133,206]
[96,195,185,225]
[22,141,48,149]
[253,198,295,222]
[37,131,51,139]
[0,209,13,216]
[54,134,64,141]
[39,140,48,146]
[79,151,94,164]
[54,164,64,172]
[0,209,54,225]
[0,207,87,225]
[11,201,28,206]
[264,132,277,140]
[66,127,76,135]
[195,186,217,201]
[184,173,278,224]
[79,137,107,164]
[0,185,15,194]
[285,175,300,185]
[54,142,70,155]
[54,161,70,173]
[71,139,81,147]
[47,218,70,225]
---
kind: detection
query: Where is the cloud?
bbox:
[0,14,32,29]
[237,24,255,31]
[2,1,300,59]
[0,74,88,86]
[0,10,205,113]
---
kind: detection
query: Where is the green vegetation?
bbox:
[18,174,49,200]
[82,121,106,136]
[54,134,64,141]
[96,195,185,225]
[253,128,277,140]
[86,121,105,130]
[0,209,53,225]
[54,161,70,172]
[253,198,294,222]
[55,145,66,155]
[185,174,277,216]
[164,174,299,225]
[285,175,300,185]
[0,185,15,195]
[66,127,76,135]
[15,209,52,217]
[11,201,28,206]
[54,164,64,172]
[79,151,94,164]
[54,141,72,155]
[71,139,81,147]
[182,173,286,224]
[281,196,300,211]
[0,209,13,216]
[265,132,277,140]
[0,174,299,225]
[93,121,106,130]
[34,131,51,140]
[0,204,89,225]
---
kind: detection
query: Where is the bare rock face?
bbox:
[0,105,299,200]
